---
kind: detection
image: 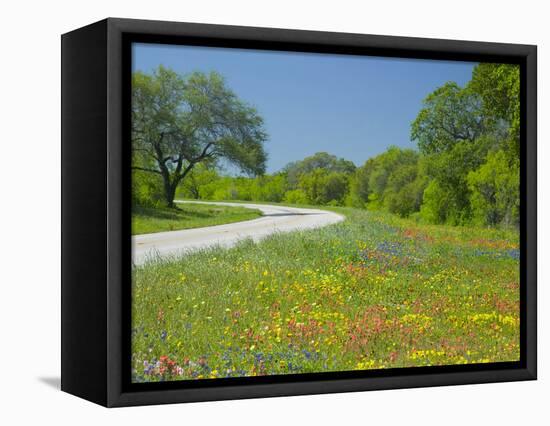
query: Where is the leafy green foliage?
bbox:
[408,63,520,227]
[419,138,492,225]
[132,66,268,207]
[349,147,426,217]
[284,152,356,188]
[177,163,220,200]
[411,82,485,155]
[283,189,309,205]
[469,63,520,156]
[384,164,427,217]
[468,150,520,227]
[132,170,164,208]
[298,169,350,206]
[419,179,452,224]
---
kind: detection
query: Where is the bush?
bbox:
[283,152,356,188]
[177,165,220,200]
[419,180,449,224]
[250,175,287,202]
[132,170,164,208]
[350,147,424,216]
[297,169,350,205]
[283,189,309,205]
[467,150,519,227]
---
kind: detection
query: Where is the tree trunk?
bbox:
[161,175,177,208]
[160,160,196,208]
[164,183,177,208]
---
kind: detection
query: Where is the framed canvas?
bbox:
[61,18,537,407]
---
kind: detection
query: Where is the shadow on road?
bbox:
[262,212,322,217]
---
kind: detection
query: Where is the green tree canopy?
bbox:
[419,139,491,225]
[409,63,520,226]
[297,169,350,206]
[467,150,519,227]
[349,146,426,216]
[469,63,520,158]
[352,147,418,201]
[411,82,486,155]
[132,66,268,207]
[283,152,356,188]
[178,163,220,200]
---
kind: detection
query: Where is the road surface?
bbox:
[132,201,344,265]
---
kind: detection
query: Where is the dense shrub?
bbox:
[468,150,519,227]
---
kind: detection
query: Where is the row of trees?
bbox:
[174,152,356,206]
[346,62,520,227]
[132,63,520,228]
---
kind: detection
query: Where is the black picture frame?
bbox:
[61,17,537,407]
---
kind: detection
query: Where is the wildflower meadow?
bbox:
[131,207,520,382]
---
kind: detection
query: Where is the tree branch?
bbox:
[131,166,162,175]
[193,142,214,163]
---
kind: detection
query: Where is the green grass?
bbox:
[132,202,262,235]
[131,206,520,382]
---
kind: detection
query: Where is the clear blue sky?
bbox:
[133,43,476,173]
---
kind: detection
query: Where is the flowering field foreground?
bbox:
[131,207,520,382]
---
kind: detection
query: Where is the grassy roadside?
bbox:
[131,206,520,382]
[132,202,262,235]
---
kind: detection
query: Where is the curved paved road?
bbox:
[132,201,344,265]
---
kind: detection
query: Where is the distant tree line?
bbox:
[133,63,520,228]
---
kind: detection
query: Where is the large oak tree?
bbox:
[132,66,268,207]
[410,82,486,155]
